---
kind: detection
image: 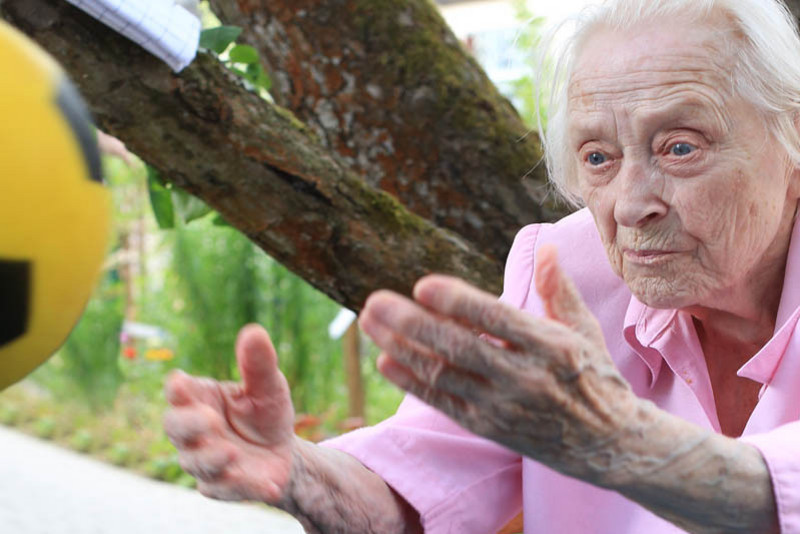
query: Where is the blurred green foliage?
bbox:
[69,429,93,452]
[198,15,272,96]
[199,25,242,54]
[510,0,550,129]
[57,274,125,410]
[3,145,403,482]
[34,416,56,439]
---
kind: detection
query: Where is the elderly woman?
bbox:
[162,0,800,532]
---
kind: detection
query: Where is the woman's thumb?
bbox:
[534,245,603,344]
[236,324,281,399]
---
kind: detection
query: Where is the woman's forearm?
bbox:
[278,438,423,534]
[596,402,778,534]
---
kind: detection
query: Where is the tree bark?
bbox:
[208,0,567,263]
[0,0,504,310]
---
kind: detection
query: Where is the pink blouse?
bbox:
[324,208,800,533]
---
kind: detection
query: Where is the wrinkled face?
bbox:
[569,22,800,310]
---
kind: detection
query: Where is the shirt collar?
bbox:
[623,213,800,388]
[738,215,800,384]
[623,296,675,387]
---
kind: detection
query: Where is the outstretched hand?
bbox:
[163,324,296,502]
[359,245,637,482]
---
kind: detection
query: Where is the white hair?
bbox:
[537,0,800,207]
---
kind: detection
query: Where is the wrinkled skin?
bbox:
[570,19,800,439]
[358,19,794,533]
[163,17,795,534]
[359,246,776,533]
[570,22,799,318]
[360,245,638,483]
[163,326,295,503]
[164,326,421,533]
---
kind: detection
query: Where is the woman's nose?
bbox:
[612,162,668,228]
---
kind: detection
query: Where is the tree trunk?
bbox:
[209,0,566,263]
[0,0,509,310]
[7,0,800,308]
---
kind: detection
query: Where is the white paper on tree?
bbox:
[63,0,201,72]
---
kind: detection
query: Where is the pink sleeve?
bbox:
[741,422,800,534]
[321,225,542,533]
[322,396,521,533]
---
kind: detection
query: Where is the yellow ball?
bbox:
[0,21,111,390]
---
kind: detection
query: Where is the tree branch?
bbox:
[0,0,503,309]
[209,0,570,262]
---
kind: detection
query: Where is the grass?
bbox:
[0,366,403,490]
[0,381,193,487]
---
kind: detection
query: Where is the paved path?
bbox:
[0,426,305,534]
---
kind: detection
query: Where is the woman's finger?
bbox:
[178,442,236,481]
[163,404,225,448]
[368,311,491,400]
[411,275,545,349]
[196,480,248,502]
[534,244,605,347]
[377,353,475,425]
[235,324,283,400]
[164,370,225,410]
[412,273,601,365]
[361,291,504,377]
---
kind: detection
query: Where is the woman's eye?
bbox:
[587,152,607,166]
[670,143,696,156]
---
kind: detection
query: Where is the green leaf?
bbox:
[172,188,212,224]
[230,66,250,79]
[229,44,259,64]
[211,212,232,227]
[199,26,242,54]
[146,166,175,229]
[247,63,272,91]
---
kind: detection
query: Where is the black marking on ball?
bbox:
[57,77,103,184]
[0,259,31,347]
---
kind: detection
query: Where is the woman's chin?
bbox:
[627,280,698,310]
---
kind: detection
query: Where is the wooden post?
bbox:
[343,322,365,423]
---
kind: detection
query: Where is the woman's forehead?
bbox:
[571,22,731,86]
[567,23,735,116]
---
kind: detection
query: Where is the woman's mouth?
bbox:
[623,249,681,264]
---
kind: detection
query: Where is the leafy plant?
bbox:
[168,220,259,380]
[34,417,56,439]
[177,472,197,488]
[199,25,242,54]
[109,443,132,466]
[199,25,272,92]
[146,165,212,230]
[57,273,125,411]
[0,404,20,425]
[510,0,550,129]
[146,165,175,229]
[69,429,93,452]
[147,453,184,482]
